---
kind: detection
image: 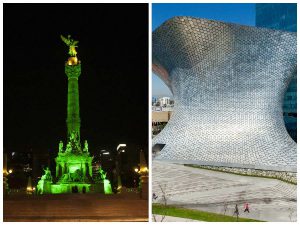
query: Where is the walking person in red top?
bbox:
[244,203,250,213]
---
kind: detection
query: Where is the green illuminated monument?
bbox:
[37,35,112,194]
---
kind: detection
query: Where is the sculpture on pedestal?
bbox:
[36,35,110,194]
[60,34,79,57]
[94,166,112,194]
[37,167,53,194]
[59,141,63,152]
[84,140,88,152]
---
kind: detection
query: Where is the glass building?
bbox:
[256,3,297,142]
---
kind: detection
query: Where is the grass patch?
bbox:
[184,164,297,185]
[153,204,263,222]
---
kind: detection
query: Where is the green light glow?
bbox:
[65,65,81,141]
[69,165,81,173]
[36,36,111,194]
[61,34,79,57]
[50,183,91,194]
[37,167,52,194]
[104,179,112,194]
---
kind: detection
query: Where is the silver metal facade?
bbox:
[152,16,297,172]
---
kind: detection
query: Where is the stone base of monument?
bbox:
[50,183,92,194]
[90,183,104,193]
[37,180,52,194]
[38,183,106,194]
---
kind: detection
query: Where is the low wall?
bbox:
[186,164,297,184]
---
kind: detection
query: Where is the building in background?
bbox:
[152,111,173,136]
[152,96,174,136]
[152,97,157,105]
[158,97,170,106]
[152,111,172,123]
[256,3,296,32]
[4,151,34,192]
[256,3,297,142]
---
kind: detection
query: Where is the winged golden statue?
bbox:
[60,34,79,57]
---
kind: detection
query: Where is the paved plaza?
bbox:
[153,161,297,222]
[4,193,148,222]
[153,214,200,222]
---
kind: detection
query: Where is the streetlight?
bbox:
[117,144,126,152]
[8,169,13,174]
[133,166,148,174]
[140,167,148,173]
[115,144,126,192]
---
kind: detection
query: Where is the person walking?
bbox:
[233,204,239,221]
[244,202,250,213]
[234,204,239,215]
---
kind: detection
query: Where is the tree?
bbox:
[152,184,167,222]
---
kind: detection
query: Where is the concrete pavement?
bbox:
[153,161,297,222]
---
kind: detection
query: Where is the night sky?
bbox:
[4,4,149,159]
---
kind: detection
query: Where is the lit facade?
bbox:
[152,17,296,172]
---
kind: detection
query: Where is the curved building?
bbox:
[152,17,297,172]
